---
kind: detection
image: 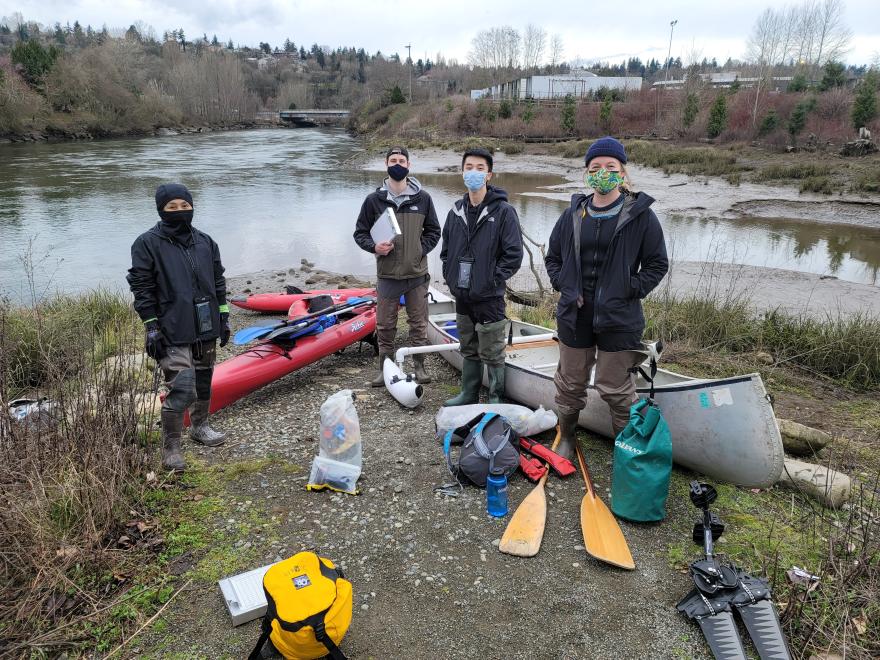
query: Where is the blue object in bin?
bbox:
[443,320,459,339]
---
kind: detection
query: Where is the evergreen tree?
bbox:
[211,34,219,47]
[54,22,66,45]
[299,45,307,59]
[125,24,140,41]
[73,21,84,45]
[819,61,846,91]
[227,39,234,50]
[316,48,325,68]
[599,91,613,129]
[11,40,60,84]
[682,92,699,128]
[788,98,817,143]
[707,94,728,138]
[560,94,577,134]
[758,109,779,136]
[178,28,186,52]
[851,69,879,130]
[357,61,366,84]
[788,72,808,92]
[387,85,406,104]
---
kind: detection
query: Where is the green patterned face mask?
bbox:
[586,168,625,194]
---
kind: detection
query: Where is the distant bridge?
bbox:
[279,109,350,127]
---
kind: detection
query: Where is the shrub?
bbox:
[560,94,576,135]
[682,92,699,128]
[788,97,817,143]
[788,72,809,92]
[11,40,60,85]
[498,99,513,119]
[799,175,833,194]
[599,93,613,130]
[519,100,536,124]
[707,94,728,138]
[386,84,406,105]
[758,109,779,136]
[852,69,879,131]
[819,61,846,92]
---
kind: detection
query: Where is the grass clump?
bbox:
[625,140,746,177]
[800,175,833,194]
[758,163,832,180]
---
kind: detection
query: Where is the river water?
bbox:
[1,128,878,302]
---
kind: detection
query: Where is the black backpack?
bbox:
[442,413,519,487]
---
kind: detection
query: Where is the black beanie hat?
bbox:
[155,183,194,212]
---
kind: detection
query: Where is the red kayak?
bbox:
[230,288,376,313]
[200,302,376,415]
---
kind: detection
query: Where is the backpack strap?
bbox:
[471,413,512,475]
[443,413,491,478]
[637,357,658,401]
[247,616,272,660]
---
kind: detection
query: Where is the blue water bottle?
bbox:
[486,470,509,517]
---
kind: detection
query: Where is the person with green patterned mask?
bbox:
[544,136,669,460]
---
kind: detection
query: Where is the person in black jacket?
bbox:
[353,146,441,386]
[545,137,668,459]
[127,183,230,471]
[441,147,524,405]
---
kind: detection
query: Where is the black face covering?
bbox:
[387,164,409,182]
[158,209,195,243]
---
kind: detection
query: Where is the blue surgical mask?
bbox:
[463,170,487,191]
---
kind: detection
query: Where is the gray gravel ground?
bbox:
[136,265,712,660]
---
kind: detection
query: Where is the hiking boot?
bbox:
[444,359,482,407]
[486,364,506,404]
[371,353,391,387]
[412,354,431,384]
[161,409,186,472]
[189,400,226,446]
[555,408,580,461]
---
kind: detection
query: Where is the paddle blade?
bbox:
[498,429,561,558]
[575,443,635,570]
[232,321,283,345]
[498,478,548,557]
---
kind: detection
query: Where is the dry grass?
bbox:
[0,293,159,653]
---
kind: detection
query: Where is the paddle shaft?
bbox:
[574,439,598,498]
[234,298,375,344]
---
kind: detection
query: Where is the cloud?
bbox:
[11,0,880,65]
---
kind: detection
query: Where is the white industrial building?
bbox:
[470,71,643,100]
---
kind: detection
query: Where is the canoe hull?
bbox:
[230,288,376,313]
[426,291,783,488]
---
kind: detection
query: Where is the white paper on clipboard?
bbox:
[370,207,402,245]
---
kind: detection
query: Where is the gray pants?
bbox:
[456,314,508,366]
[376,281,430,355]
[159,341,216,413]
[553,341,643,435]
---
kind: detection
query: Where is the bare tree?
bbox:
[812,0,852,70]
[549,34,564,69]
[521,24,547,71]
[468,26,521,70]
[747,7,790,125]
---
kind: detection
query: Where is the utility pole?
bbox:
[405,43,412,103]
[655,19,678,126]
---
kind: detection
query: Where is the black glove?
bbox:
[219,313,231,347]
[145,321,167,361]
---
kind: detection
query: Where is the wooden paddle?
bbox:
[498,429,561,557]
[574,441,635,570]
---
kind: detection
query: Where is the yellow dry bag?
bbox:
[248,552,352,660]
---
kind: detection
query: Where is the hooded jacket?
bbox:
[545,191,667,336]
[353,176,441,280]
[440,186,524,302]
[127,222,227,345]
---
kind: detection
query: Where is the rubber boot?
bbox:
[189,400,226,447]
[412,354,431,384]
[371,352,391,387]
[161,409,186,472]
[444,359,482,407]
[486,364,506,404]
[555,408,580,461]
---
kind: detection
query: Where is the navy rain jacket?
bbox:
[440,186,524,302]
[545,191,668,338]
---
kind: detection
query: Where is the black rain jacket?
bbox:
[440,186,524,302]
[545,191,668,337]
[127,223,227,345]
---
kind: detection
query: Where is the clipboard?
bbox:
[369,207,402,245]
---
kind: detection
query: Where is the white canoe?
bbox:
[426,289,784,488]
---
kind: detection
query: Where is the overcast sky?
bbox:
[7,0,880,66]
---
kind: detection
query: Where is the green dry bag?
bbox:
[611,397,672,522]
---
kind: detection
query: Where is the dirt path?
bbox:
[135,268,710,659]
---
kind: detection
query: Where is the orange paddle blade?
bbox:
[498,429,561,557]
[575,443,635,570]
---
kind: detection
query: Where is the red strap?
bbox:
[518,437,576,477]
[518,453,547,483]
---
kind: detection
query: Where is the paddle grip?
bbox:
[518,453,547,483]
[518,437,576,477]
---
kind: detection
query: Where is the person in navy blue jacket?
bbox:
[441,148,523,405]
[544,137,668,459]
